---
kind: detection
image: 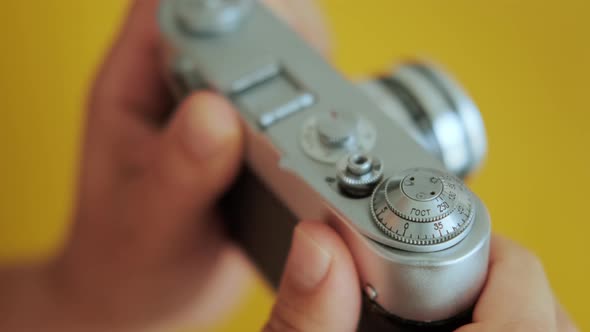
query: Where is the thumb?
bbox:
[264,222,361,332]
[157,91,243,205]
[132,91,243,238]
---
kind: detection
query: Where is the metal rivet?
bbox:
[364,284,378,301]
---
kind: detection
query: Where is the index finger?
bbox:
[90,0,170,123]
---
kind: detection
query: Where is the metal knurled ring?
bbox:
[336,155,384,190]
[370,186,476,246]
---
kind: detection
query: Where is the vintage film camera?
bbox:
[159,1,491,330]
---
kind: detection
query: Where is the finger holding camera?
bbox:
[456,235,579,332]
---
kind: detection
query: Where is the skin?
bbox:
[0,1,579,331]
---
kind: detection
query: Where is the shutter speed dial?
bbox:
[371,168,475,252]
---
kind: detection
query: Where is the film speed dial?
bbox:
[371,168,475,252]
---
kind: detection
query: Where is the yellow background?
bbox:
[0,0,588,331]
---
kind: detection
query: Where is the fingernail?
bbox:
[184,94,239,160]
[284,227,333,291]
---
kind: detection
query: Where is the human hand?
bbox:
[55,0,333,330]
[0,0,339,331]
[63,0,577,329]
[262,234,580,332]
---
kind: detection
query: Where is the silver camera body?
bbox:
[159,1,491,330]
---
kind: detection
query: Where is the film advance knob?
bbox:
[371,168,476,252]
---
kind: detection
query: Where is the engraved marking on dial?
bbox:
[401,175,444,202]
